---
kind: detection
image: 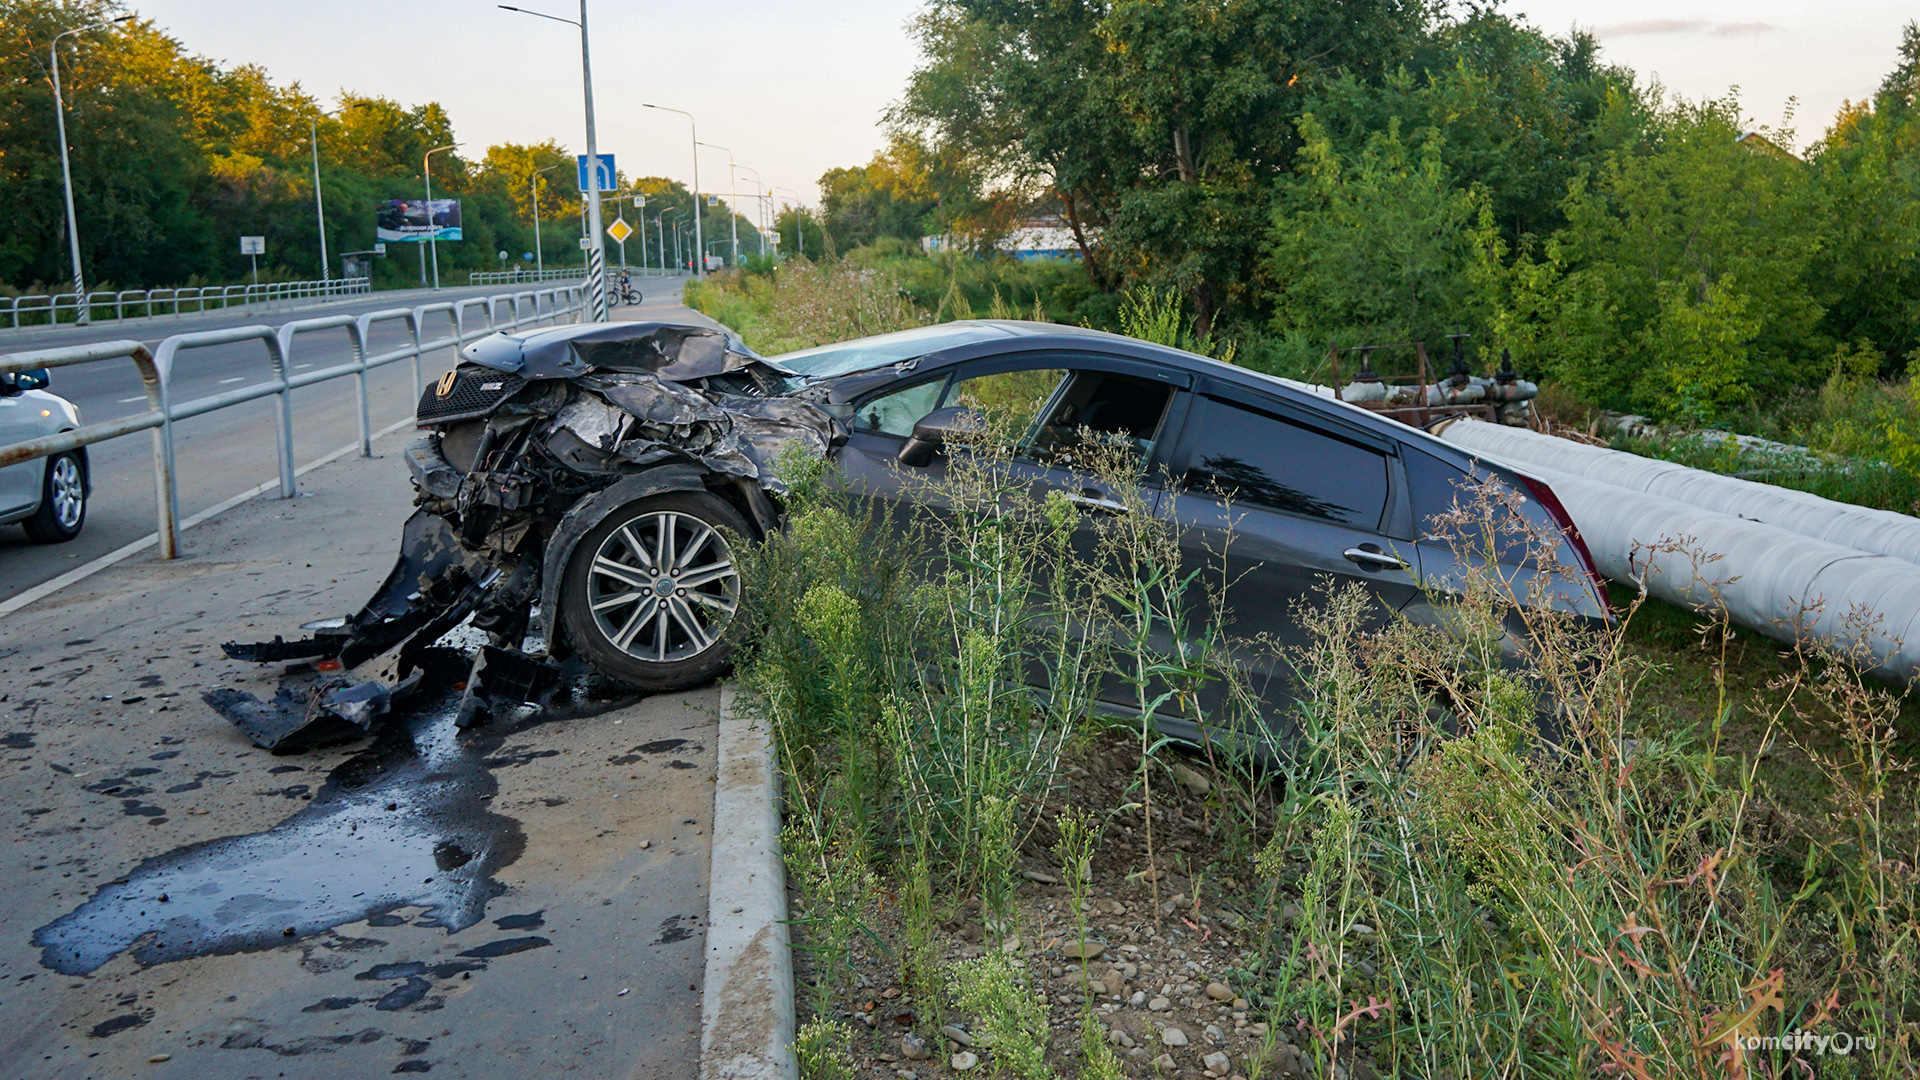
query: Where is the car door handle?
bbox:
[1067,492,1128,515]
[1344,547,1407,570]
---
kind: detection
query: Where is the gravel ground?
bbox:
[791,727,1378,1080]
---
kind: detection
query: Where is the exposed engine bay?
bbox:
[208,322,843,749]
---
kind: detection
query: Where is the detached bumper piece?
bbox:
[203,669,430,752]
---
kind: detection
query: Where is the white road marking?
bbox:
[118,396,146,403]
[218,376,245,384]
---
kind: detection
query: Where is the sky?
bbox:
[127,0,1915,209]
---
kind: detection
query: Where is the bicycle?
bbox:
[615,283,642,306]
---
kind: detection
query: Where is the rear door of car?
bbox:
[1155,380,1421,738]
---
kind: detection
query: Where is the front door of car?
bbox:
[0,377,45,517]
[830,353,1194,706]
[832,353,1191,522]
[1156,388,1423,749]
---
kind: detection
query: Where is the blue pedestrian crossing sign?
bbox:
[577,154,616,193]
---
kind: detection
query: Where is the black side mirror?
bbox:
[13,368,49,391]
[897,406,985,468]
[0,374,16,397]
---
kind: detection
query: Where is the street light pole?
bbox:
[423,142,460,291]
[643,104,702,277]
[776,186,804,258]
[531,162,560,276]
[736,165,764,255]
[500,2,611,319]
[696,142,737,267]
[309,101,368,291]
[49,15,133,325]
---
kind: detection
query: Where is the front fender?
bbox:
[535,464,710,643]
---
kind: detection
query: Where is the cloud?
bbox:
[1596,18,1777,38]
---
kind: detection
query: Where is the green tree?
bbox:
[1267,116,1482,354]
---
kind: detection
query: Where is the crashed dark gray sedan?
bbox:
[217,318,1607,749]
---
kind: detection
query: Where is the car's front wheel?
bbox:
[22,451,85,543]
[558,491,746,690]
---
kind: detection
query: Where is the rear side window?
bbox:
[1405,449,1551,566]
[1182,396,1388,528]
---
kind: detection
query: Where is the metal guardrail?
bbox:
[0,284,587,559]
[466,266,679,286]
[1,277,374,329]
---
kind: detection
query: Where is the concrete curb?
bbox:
[701,683,796,1080]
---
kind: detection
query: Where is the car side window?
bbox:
[1182,396,1389,528]
[1027,370,1175,466]
[854,378,947,437]
[943,368,1068,439]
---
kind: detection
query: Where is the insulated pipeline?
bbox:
[1433,419,1920,684]
[1435,419,1920,567]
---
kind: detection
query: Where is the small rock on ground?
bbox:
[951,1051,979,1071]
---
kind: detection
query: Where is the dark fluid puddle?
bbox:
[32,675,641,976]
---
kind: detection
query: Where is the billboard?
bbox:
[376,199,462,242]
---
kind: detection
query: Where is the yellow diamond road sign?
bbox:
[607,217,633,243]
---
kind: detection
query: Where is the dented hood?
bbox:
[460,321,788,381]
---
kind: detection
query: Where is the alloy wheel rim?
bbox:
[585,510,738,663]
[50,457,82,529]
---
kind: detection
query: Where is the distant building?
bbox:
[921,213,1090,260]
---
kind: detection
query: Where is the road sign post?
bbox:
[240,235,265,286]
[576,154,616,194]
[607,217,633,285]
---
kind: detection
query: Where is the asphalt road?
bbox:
[0,277,690,605]
[0,430,714,1077]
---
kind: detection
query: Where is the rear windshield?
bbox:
[771,324,1015,379]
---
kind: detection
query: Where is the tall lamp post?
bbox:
[696,142,737,267]
[776,186,805,258]
[309,101,369,291]
[530,162,561,276]
[654,209,671,272]
[665,210,685,272]
[736,165,765,255]
[423,142,461,290]
[643,104,703,277]
[49,14,134,325]
[501,2,611,319]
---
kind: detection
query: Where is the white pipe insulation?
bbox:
[1433,419,1920,684]
[1435,419,1920,566]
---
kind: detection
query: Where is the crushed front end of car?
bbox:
[210,322,842,748]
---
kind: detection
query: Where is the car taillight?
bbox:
[1517,473,1614,620]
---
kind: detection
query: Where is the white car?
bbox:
[0,369,87,543]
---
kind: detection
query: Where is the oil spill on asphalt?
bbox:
[33,664,643,976]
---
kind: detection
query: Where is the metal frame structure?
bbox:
[0,285,587,560]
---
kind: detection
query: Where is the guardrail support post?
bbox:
[350,322,371,458]
[267,332,296,498]
[148,351,180,559]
